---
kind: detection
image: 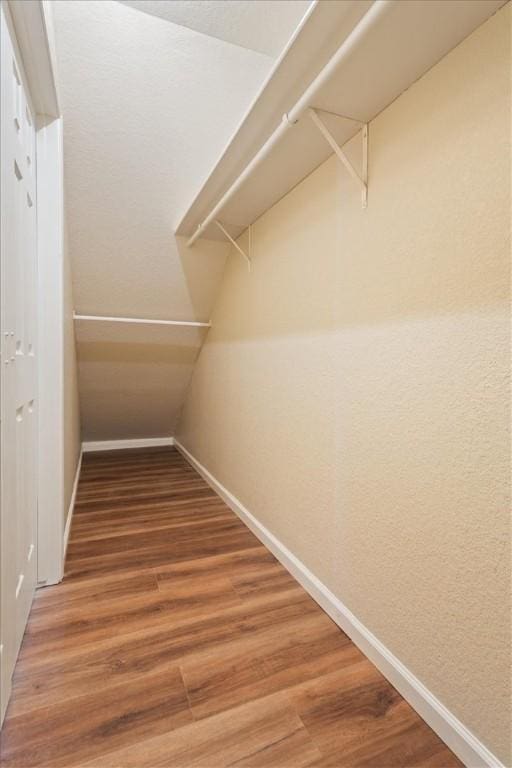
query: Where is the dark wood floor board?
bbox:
[180,615,362,721]
[154,545,278,583]
[73,485,217,513]
[30,570,160,614]
[230,559,300,599]
[70,499,223,527]
[74,474,203,495]
[69,514,234,544]
[286,664,462,767]
[12,593,317,717]
[21,576,243,661]
[79,692,322,768]
[67,518,250,560]
[75,466,211,487]
[75,464,203,484]
[1,667,192,768]
[26,573,240,633]
[0,447,463,768]
[64,527,260,582]
[77,456,197,474]
[69,496,226,539]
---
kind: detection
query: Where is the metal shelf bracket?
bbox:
[308,108,368,208]
[214,220,251,271]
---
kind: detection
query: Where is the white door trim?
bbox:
[6,0,60,119]
[36,115,64,585]
[63,447,82,562]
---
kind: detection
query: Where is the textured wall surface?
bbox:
[71,235,229,441]
[52,0,273,440]
[177,6,511,763]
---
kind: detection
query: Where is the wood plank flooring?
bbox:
[0,447,463,767]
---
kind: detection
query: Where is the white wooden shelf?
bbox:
[176,0,505,246]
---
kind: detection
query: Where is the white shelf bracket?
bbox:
[214,220,251,271]
[308,108,368,208]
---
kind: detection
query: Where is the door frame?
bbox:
[6,0,65,587]
[2,0,64,583]
[36,114,65,586]
[1,0,65,722]
[0,3,40,721]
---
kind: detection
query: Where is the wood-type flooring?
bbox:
[0,447,463,767]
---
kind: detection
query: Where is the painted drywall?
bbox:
[177,5,511,764]
[52,0,275,440]
[118,0,312,57]
[63,223,81,520]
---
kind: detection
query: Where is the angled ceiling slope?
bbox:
[53,0,291,441]
[117,0,312,57]
[177,0,508,244]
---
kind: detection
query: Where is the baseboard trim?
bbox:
[174,438,504,768]
[82,437,175,452]
[63,448,83,563]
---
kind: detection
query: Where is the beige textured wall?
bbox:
[63,226,81,522]
[53,0,271,442]
[74,236,229,442]
[177,6,511,763]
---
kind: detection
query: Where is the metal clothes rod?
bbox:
[73,314,211,328]
[186,0,394,247]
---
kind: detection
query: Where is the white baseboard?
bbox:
[82,437,175,453]
[174,438,504,768]
[63,447,83,563]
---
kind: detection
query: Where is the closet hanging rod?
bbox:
[186,0,394,248]
[73,314,211,328]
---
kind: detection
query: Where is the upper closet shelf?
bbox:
[176,0,506,246]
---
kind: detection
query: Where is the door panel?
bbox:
[1,5,38,723]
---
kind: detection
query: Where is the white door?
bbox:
[0,4,38,723]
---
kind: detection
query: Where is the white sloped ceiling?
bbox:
[53,0,304,441]
[118,0,312,56]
